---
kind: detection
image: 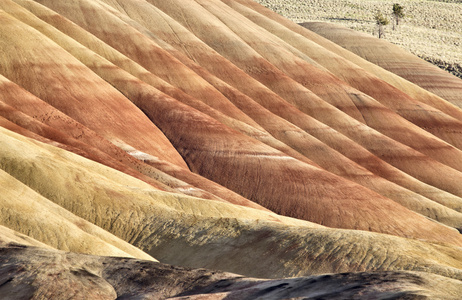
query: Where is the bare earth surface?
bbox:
[256,0,462,77]
[2,243,462,299]
[1,0,462,298]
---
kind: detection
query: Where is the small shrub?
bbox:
[374,11,389,38]
[392,3,405,29]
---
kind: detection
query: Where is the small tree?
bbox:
[392,3,404,30]
[374,11,389,38]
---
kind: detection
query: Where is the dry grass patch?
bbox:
[256,0,462,77]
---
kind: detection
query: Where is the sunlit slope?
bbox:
[146,0,462,173]
[76,0,462,198]
[20,0,462,228]
[2,1,461,240]
[237,0,462,122]
[302,21,462,109]
[0,75,266,210]
[69,0,462,228]
[0,9,187,170]
[0,0,462,295]
[0,225,54,249]
[2,127,462,281]
[0,170,156,261]
[0,2,266,209]
[0,126,314,228]
[225,0,462,151]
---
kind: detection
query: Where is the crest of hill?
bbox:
[0,225,53,248]
[0,168,156,260]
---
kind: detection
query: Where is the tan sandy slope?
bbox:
[2,127,462,282]
[1,0,461,243]
[1,0,462,297]
[303,21,462,109]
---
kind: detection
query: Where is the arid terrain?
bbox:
[1,0,462,299]
[256,0,462,77]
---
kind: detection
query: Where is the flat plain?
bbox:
[256,0,462,77]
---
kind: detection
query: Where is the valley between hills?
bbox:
[1,0,462,298]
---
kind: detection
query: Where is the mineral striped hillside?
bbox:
[1,0,462,298]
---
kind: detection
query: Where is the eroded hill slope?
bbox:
[1,0,462,298]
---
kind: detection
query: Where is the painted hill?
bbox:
[302,21,462,109]
[1,0,462,298]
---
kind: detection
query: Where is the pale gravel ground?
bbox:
[255,0,462,74]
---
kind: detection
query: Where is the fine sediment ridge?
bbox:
[1,0,462,298]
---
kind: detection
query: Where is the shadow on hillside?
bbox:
[326,17,371,23]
